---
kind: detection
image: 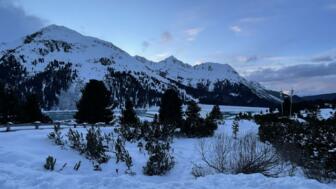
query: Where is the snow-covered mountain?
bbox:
[0,25,280,110]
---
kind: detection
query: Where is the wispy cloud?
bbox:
[161,31,173,43]
[141,41,150,52]
[229,25,242,33]
[246,62,336,95]
[0,0,45,42]
[184,27,203,41]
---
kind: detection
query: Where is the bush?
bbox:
[85,127,109,163]
[196,134,280,177]
[143,140,174,176]
[257,113,336,182]
[48,124,64,146]
[67,128,85,152]
[44,156,56,171]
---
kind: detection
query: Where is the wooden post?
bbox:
[6,124,10,132]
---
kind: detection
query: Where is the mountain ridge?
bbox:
[0,24,280,110]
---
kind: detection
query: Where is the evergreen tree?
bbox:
[75,80,114,124]
[209,104,223,121]
[119,99,140,141]
[232,119,239,139]
[183,101,202,135]
[1,88,21,123]
[120,99,139,126]
[159,89,183,128]
[20,93,49,123]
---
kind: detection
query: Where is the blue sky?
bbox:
[1,0,336,95]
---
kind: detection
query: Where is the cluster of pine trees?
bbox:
[73,80,224,175]
[0,82,50,124]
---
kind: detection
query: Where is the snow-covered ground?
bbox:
[319,108,336,120]
[0,117,334,189]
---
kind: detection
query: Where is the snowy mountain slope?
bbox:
[0,25,280,110]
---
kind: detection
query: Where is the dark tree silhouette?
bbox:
[159,89,183,128]
[20,93,49,123]
[75,80,114,124]
[209,104,223,121]
[120,99,139,126]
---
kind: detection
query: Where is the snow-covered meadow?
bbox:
[0,107,335,189]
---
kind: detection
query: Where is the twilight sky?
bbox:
[1,0,336,95]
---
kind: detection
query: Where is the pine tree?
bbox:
[20,93,49,123]
[209,104,223,121]
[120,99,139,126]
[75,80,114,124]
[119,99,140,141]
[232,119,239,139]
[182,101,202,136]
[159,89,183,129]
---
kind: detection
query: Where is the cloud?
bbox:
[184,27,203,41]
[246,62,336,95]
[229,25,242,33]
[0,0,45,43]
[161,31,173,43]
[235,55,258,63]
[311,55,335,62]
[248,62,336,82]
[141,41,150,52]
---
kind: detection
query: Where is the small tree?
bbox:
[85,128,109,163]
[209,105,223,121]
[159,89,183,129]
[183,101,202,136]
[232,119,239,139]
[75,80,114,124]
[143,140,174,176]
[20,94,49,123]
[119,99,140,141]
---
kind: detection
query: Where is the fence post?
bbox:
[6,124,10,132]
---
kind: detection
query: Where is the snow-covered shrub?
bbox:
[67,128,84,152]
[48,124,64,146]
[191,164,208,178]
[85,127,109,163]
[196,134,280,177]
[114,136,133,171]
[44,156,56,171]
[257,113,336,182]
[143,119,175,176]
[232,119,239,139]
[231,134,279,176]
[143,140,174,176]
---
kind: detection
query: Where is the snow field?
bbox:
[0,118,334,188]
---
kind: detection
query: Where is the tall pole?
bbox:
[280,90,283,116]
[289,89,294,118]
